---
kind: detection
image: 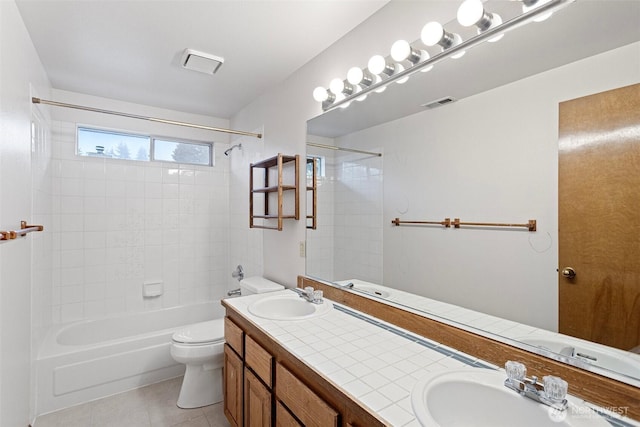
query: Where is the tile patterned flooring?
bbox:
[34,377,230,427]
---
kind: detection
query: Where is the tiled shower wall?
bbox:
[48,120,230,323]
[306,147,383,284]
[333,152,383,283]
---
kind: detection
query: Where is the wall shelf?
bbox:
[250,154,300,231]
[306,157,318,230]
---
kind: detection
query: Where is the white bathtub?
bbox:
[36,302,224,416]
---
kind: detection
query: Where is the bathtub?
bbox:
[36,301,224,416]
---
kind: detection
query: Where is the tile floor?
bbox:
[34,377,230,427]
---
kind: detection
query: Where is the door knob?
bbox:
[561,267,576,279]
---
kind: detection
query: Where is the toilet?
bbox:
[170,276,284,408]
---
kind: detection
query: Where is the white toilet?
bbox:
[170,276,284,408]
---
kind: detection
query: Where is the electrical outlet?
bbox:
[299,241,305,258]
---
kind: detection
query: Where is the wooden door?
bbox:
[224,344,244,427]
[558,83,640,351]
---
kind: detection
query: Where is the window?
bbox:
[153,139,211,166]
[77,126,213,166]
[306,155,325,178]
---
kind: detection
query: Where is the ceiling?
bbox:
[16,0,389,119]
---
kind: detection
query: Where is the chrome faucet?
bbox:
[299,286,323,304]
[504,361,568,412]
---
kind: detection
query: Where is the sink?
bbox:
[247,294,333,320]
[411,369,609,427]
[518,334,640,379]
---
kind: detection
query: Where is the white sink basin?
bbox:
[248,294,333,321]
[411,369,609,427]
[518,334,640,379]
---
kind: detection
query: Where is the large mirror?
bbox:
[306,0,640,387]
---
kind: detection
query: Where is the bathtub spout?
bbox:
[227,288,241,297]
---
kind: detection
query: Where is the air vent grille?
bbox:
[421,97,457,109]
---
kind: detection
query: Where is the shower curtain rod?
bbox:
[31,98,262,139]
[306,142,382,157]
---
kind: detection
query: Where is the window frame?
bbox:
[76,125,215,167]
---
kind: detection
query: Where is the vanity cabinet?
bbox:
[222,312,383,427]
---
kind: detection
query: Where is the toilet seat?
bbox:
[172,319,224,345]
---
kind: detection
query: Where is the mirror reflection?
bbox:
[306,0,640,386]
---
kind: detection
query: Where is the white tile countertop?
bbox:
[224,289,498,427]
[224,289,640,427]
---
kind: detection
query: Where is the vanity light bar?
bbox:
[316,0,575,112]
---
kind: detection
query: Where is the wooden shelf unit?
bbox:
[250,154,300,231]
[306,157,318,230]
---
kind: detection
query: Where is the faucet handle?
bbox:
[304,286,314,295]
[505,361,527,383]
[543,376,568,403]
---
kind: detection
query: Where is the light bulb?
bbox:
[347,67,364,85]
[329,78,345,95]
[347,67,373,87]
[422,21,465,58]
[457,0,484,27]
[313,87,329,102]
[523,0,554,22]
[368,55,395,77]
[457,0,504,42]
[421,22,445,47]
[390,40,410,62]
[368,55,387,75]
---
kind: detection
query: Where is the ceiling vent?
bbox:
[421,96,457,109]
[181,49,224,75]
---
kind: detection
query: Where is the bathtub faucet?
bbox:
[227,288,241,297]
[232,265,244,281]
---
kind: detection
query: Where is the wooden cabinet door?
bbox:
[224,344,244,427]
[245,368,272,427]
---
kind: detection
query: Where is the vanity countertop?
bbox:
[223,289,499,426]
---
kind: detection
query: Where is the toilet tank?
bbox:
[239,276,284,295]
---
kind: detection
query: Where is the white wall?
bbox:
[42,90,234,323]
[335,42,640,331]
[0,1,51,425]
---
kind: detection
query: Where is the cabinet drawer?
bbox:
[246,335,273,388]
[225,317,244,357]
[275,401,302,427]
[275,363,338,427]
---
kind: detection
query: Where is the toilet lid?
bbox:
[172,319,224,344]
